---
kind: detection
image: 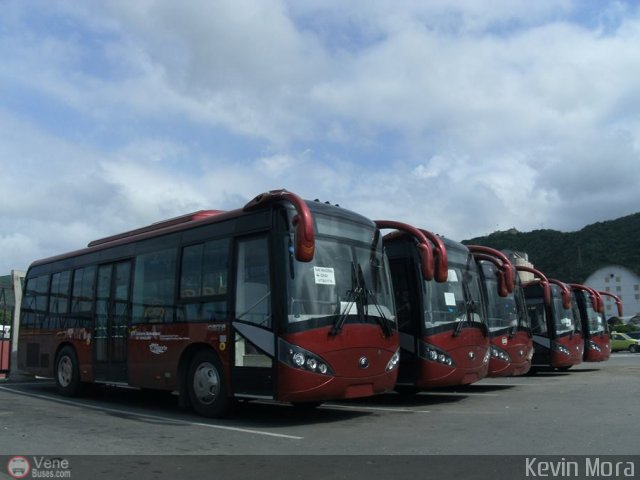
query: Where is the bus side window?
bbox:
[132,248,177,324]
[49,271,71,315]
[21,275,50,329]
[71,266,96,314]
[178,239,229,322]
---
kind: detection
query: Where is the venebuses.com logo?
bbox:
[7,456,72,478]
[7,456,30,479]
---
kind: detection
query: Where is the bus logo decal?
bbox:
[358,356,369,369]
[149,343,168,355]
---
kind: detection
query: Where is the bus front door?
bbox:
[232,235,275,398]
[94,261,132,383]
[389,258,421,385]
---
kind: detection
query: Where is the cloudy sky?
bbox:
[1,0,639,273]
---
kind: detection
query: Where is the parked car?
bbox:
[626,331,640,341]
[610,332,639,353]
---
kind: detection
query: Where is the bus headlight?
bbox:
[419,342,455,368]
[385,350,400,371]
[490,345,511,363]
[483,348,491,365]
[552,342,570,356]
[587,341,601,353]
[527,347,535,361]
[293,352,305,367]
[278,339,334,376]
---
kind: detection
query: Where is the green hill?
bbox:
[462,212,640,283]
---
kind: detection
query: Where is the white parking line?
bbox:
[478,383,540,387]
[0,385,303,440]
[422,391,498,397]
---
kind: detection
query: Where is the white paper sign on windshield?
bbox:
[314,266,336,285]
[444,292,456,306]
[447,269,459,282]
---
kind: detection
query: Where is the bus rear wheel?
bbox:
[55,346,81,397]
[187,350,229,418]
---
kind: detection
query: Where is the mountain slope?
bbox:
[463,212,640,283]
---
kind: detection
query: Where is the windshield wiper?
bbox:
[358,264,393,338]
[454,314,466,337]
[331,262,359,336]
[331,262,393,338]
[454,280,472,337]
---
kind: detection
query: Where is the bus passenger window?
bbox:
[178,301,228,322]
[179,239,229,322]
[71,266,96,314]
[180,239,229,298]
[21,275,50,329]
[132,248,177,324]
[49,271,71,315]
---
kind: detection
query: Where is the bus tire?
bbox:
[55,346,82,397]
[187,350,229,418]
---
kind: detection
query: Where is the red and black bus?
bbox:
[598,290,623,319]
[378,222,490,388]
[519,266,583,370]
[548,279,584,366]
[469,246,533,377]
[18,189,400,417]
[572,284,612,362]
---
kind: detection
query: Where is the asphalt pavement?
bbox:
[1,353,638,478]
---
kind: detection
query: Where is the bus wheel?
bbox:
[187,350,229,418]
[55,346,81,397]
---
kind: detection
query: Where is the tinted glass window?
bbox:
[23,275,50,313]
[235,237,271,327]
[132,248,177,324]
[71,266,96,314]
[180,239,229,298]
[527,302,548,336]
[49,271,71,314]
[178,239,229,322]
[21,275,50,328]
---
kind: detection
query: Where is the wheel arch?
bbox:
[176,343,229,408]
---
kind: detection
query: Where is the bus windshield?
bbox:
[581,291,606,334]
[481,263,522,333]
[423,250,486,330]
[552,286,577,335]
[514,284,530,330]
[285,216,396,331]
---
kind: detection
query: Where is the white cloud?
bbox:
[1,0,639,273]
